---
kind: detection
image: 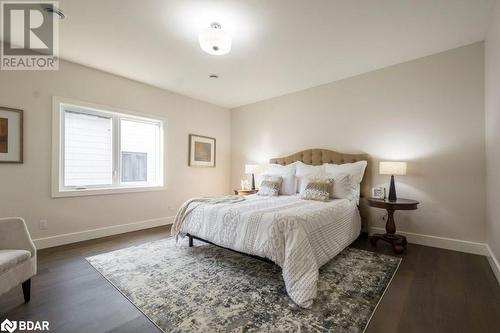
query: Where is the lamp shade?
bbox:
[379,161,407,176]
[245,164,262,174]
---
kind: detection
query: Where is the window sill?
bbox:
[51,185,166,198]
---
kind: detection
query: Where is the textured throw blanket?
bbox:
[171,196,245,239]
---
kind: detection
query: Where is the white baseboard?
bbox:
[369,227,488,256]
[486,245,500,285]
[33,216,174,249]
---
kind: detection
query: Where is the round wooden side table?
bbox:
[234,189,258,196]
[367,197,419,254]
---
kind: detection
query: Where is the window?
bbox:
[64,111,113,187]
[52,98,164,197]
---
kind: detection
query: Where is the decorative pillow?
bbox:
[266,163,297,195]
[260,174,282,187]
[258,177,282,196]
[301,178,333,202]
[296,162,325,194]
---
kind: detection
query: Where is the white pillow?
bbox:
[324,161,367,184]
[264,163,297,195]
[296,162,325,194]
[324,161,367,201]
[324,172,355,199]
[267,162,297,175]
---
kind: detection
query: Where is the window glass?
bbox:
[120,119,160,185]
[64,111,113,187]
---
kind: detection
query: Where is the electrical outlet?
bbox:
[39,219,48,230]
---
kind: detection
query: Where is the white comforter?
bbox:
[178,194,361,308]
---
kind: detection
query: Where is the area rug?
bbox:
[86,238,400,332]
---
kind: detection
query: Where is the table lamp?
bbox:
[379,161,407,201]
[245,164,262,190]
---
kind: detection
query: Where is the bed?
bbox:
[175,149,371,308]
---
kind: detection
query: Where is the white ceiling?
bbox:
[56,0,495,108]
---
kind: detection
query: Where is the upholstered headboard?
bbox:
[269,148,371,199]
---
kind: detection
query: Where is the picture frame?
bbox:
[188,134,216,167]
[371,187,386,199]
[0,107,23,163]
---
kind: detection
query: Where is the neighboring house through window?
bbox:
[52,97,164,197]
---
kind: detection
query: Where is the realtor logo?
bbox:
[1,1,59,70]
[0,319,16,333]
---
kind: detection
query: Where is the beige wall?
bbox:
[0,60,231,242]
[486,1,500,260]
[231,43,485,242]
[0,41,488,248]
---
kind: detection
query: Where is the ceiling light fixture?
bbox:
[43,6,65,19]
[198,22,232,56]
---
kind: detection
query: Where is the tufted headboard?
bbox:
[270,149,371,230]
[269,149,371,199]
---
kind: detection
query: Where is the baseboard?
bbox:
[369,227,488,256]
[33,216,174,249]
[486,245,500,285]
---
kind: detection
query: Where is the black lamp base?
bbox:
[388,175,397,201]
[251,173,256,190]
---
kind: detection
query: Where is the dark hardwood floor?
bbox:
[1,226,499,332]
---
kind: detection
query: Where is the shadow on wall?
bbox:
[367,141,484,239]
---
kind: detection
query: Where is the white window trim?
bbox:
[51,96,166,198]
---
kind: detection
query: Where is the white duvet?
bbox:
[177,194,361,308]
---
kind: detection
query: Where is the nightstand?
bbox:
[234,189,258,196]
[368,197,419,254]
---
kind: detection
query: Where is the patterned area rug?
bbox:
[86,238,400,333]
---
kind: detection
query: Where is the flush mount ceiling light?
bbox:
[43,6,65,19]
[198,22,232,56]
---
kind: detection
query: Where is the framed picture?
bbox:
[188,134,216,167]
[371,187,386,199]
[0,107,23,163]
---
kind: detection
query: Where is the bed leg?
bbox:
[188,235,193,247]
